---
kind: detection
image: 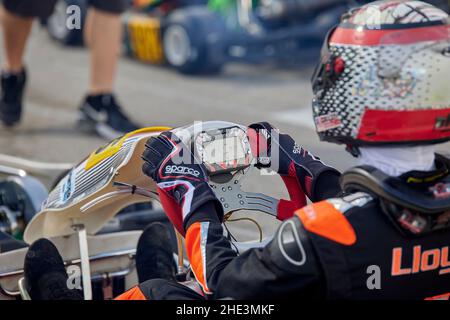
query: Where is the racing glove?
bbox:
[142,131,224,236]
[247,122,341,218]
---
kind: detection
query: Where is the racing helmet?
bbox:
[311,0,450,152]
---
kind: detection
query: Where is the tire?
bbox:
[46,0,87,46]
[162,6,226,75]
[2,176,48,225]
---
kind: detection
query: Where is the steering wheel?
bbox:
[172,121,307,248]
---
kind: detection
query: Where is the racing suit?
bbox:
[118,153,450,300]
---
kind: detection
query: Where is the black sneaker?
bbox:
[0,69,26,127]
[136,222,177,283]
[24,238,83,300]
[77,93,140,140]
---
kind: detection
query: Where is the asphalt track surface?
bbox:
[0,26,448,239]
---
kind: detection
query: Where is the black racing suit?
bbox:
[122,157,450,300]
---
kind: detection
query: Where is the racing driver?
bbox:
[23,0,450,300]
[125,0,450,300]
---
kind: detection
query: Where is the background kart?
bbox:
[44,0,357,74]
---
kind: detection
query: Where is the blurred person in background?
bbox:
[0,0,140,139]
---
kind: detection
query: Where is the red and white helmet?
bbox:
[311,0,450,152]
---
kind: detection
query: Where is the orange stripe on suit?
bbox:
[295,200,357,246]
[186,221,211,294]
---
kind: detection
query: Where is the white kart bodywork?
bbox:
[0,127,168,299]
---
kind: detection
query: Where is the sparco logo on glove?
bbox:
[165,165,200,177]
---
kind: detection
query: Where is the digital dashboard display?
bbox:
[202,136,246,164]
[195,126,251,174]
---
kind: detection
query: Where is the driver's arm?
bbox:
[310,168,341,201]
[185,202,324,299]
[249,122,342,204]
[141,128,329,299]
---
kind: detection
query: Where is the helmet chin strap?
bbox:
[358,145,437,177]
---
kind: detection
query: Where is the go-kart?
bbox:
[0,122,305,300]
[44,0,354,74]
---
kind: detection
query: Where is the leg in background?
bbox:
[84,8,121,95]
[77,1,140,139]
[0,5,31,126]
[0,5,33,73]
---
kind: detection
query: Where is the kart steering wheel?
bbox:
[165,121,307,280]
[173,121,307,238]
